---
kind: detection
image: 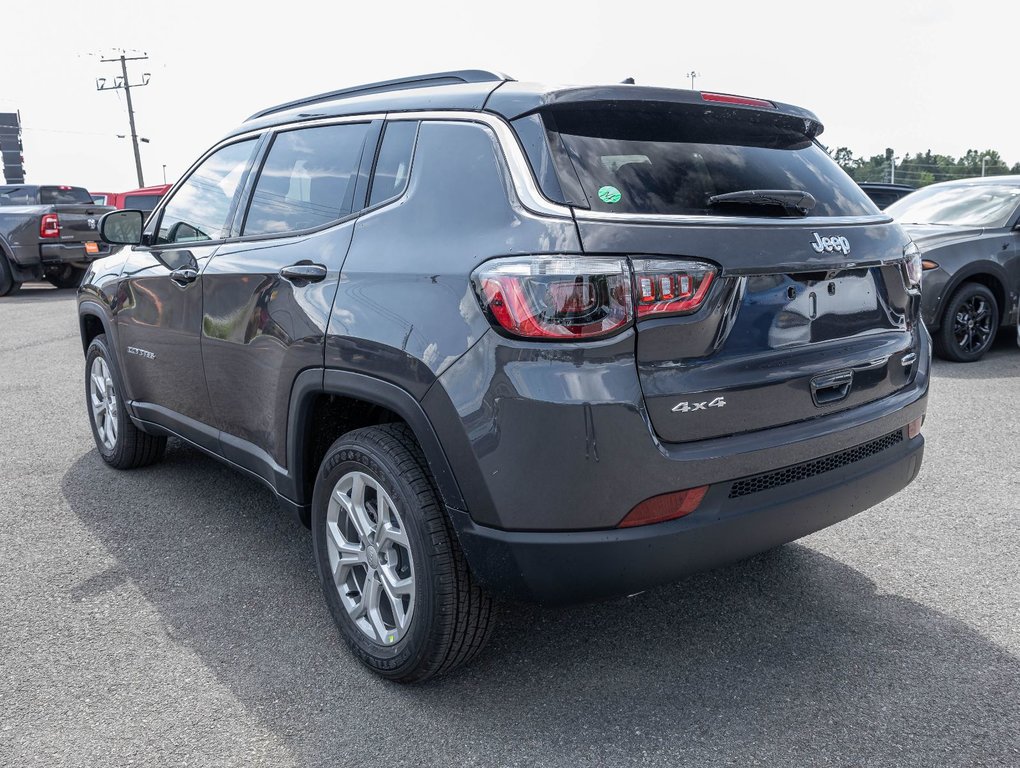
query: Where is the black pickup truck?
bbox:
[0,185,114,295]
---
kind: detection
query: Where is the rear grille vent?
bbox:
[727,430,904,499]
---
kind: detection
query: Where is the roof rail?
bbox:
[246,70,513,121]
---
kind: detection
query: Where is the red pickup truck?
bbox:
[90,184,171,214]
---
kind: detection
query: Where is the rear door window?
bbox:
[242,122,372,236]
[538,105,876,217]
[123,194,163,213]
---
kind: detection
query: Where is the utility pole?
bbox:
[981,156,990,177]
[885,147,895,184]
[96,52,151,188]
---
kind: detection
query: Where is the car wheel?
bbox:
[312,423,494,682]
[47,266,86,290]
[933,282,999,362]
[0,255,21,297]
[86,334,167,468]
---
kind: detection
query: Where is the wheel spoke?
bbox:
[327,521,365,565]
[377,521,408,549]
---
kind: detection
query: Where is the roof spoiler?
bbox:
[246,70,513,121]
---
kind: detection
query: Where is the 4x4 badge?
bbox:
[811,232,851,255]
[672,396,726,413]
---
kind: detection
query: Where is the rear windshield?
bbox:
[535,105,876,217]
[39,186,95,205]
[123,193,163,212]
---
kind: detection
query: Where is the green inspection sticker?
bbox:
[598,185,622,204]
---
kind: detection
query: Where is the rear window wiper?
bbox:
[707,189,817,215]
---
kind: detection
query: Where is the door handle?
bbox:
[279,263,328,283]
[169,267,198,286]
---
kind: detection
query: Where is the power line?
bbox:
[96,52,151,187]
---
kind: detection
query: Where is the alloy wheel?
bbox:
[326,471,416,646]
[953,295,994,355]
[89,356,119,450]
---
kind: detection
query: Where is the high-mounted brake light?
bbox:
[701,92,776,109]
[40,213,60,238]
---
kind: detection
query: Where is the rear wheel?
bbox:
[934,282,999,362]
[47,265,86,290]
[0,255,21,297]
[86,334,167,468]
[312,423,494,682]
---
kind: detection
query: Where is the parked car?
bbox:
[886,176,1020,361]
[0,184,114,294]
[79,70,929,681]
[90,192,115,206]
[858,182,915,209]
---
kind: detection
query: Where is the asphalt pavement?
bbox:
[1,283,1018,767]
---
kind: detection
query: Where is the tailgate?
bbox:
[578,220,921,443]
[51,204,113,243]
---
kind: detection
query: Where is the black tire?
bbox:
[0,255,21,297]
[47,265,86,290]
[85,334,167,469]
[312,423,494,682]
[933,282,999,362]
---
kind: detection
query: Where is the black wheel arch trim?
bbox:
[932,261,1011,330]
[288,368,468,512]
[77,300,134,410]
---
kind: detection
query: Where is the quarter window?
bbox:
[243,123,371,236]
[368,121,418,207]
[156,139,257,245]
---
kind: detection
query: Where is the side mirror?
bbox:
[99,210,145,245]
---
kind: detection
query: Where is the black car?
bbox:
[78,70,929,681]
[887,176,1020,361]
[858,182,915,210]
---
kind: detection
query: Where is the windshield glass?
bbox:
[887,183,1020,228]
[539,105,876,217]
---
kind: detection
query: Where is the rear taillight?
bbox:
[474,256,632,339]
[618,485,709,528]
[632,259,716,318]
[40,213,60,238]
[473,256,717,340]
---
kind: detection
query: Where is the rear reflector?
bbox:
[907,417,923,439]
[701,92,776,109]
[618,486,709,528]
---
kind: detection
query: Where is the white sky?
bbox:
[3,0,1017,192]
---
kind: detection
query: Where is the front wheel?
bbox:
[934,282,999,362]
[85,334,167,468]
[312,424,494,682]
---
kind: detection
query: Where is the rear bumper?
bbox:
[40,242,109,265]
[451,431,924,604]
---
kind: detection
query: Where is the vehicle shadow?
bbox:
[2,283,74,303]
[62,443,1020,766]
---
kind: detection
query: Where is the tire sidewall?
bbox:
[85,335,128,464]
[0,255,16,297]
[311,438,440,676]
[940,283,998,362]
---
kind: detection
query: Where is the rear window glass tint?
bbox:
[124,194,163,212]
[543,106,876,217]
[39,186,95,204]
[244,122,371,236]
[369,121,418,207]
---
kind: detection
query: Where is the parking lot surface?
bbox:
[1,284,1018,767]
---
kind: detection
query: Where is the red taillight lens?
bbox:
[632,259,716,318]
[40,213,60,238]
[701,92,775,109]
[474,256,633,340]
[618,485,709,528]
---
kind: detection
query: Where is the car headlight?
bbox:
[903,241,922,291]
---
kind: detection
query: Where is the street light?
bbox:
[686,70,700,90]
[981,156,991,177]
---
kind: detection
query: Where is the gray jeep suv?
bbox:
[78,70,929,681]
